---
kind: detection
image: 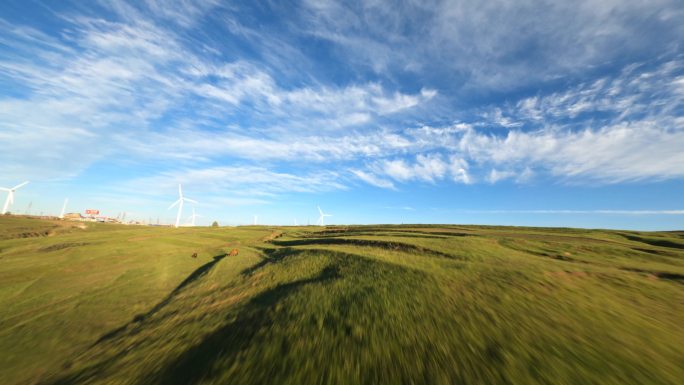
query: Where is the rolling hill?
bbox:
[1,216,682,385]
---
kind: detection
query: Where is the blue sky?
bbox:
[1,0,683,229]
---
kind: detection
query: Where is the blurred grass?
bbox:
[0,216,682,385]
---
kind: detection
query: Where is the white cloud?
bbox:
[123,166,346,201]
[0,1,682,194]
[449,156,471,184]
[481,108,522,128]
[460,121,684,183]
[372,88,437,114]
[513,60,684,123]
[487,169,514,184]
[141,0,222,27]
[355,154,471,188]
[351,170,395,189]
[0,10,436,181]
[119,129,415,163]
[298,0,684,89]
[486,167,533,184]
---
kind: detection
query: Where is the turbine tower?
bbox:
[1,181,29,215]
[253,215,258,226]
[59,198,68,219]
[168,184,197,228]
[187,207,201,226]
[317,206,332,226]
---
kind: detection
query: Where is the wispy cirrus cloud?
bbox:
[0,0,682,218]
[121,165,346,206]
[297,0,684,90]
[350,170,396,190]
[350,153,471,188]
[512,60,684,123]
[0,7,435,185]
[352,117,684,188]
[351,58,684,188]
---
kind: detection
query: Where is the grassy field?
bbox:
[0,216,683,385]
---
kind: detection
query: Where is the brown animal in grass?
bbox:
[191,252,198,258]
[229,248,239,256]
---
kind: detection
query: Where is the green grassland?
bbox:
[0,216,683,385]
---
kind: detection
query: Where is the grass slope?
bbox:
[0,216,682,384]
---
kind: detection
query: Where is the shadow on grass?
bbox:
[43,247,429,385]
[620,234,684,250]
[310,228,474,240]
[240,247,295,276]
[39,242,91,252]
[631,247,680,257]
[305,231,449,239]
[93,252,227,345]
[497,238,593,266]
[271,238,462,260]
[620,267,684,283]
[43,253,229,385]
[142,263,342,385]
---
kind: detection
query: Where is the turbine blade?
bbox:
[0,187,9,192]
[318,206,323,215]
[12,181,29,190]
[168,199,181,210]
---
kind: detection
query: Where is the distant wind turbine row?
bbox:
[255,206,332,227]
[0,180,332,227]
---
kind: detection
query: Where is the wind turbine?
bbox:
[168,184,197,228]
[253,215,258,226]
[1,181,29,215]
[187,207,201,226]
[294,218,298,226]
[59,198,68,219]
[317,206,332,226]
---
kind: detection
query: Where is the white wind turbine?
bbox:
[317,206,332,226]
[186,207,201,226]
[59,198,69,219]
[1,181,29,215]
[168,184,197,228]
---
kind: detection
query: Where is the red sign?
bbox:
[85,209,100,215]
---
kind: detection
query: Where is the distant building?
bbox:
[63,213,83,220]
